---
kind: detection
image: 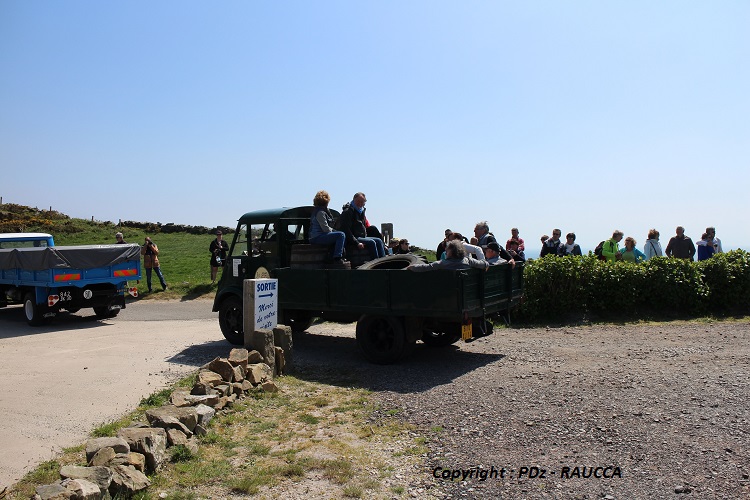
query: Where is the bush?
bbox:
[518,251,750,323]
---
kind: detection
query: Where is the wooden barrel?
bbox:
[290,244,329,269]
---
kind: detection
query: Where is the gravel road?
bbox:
[295,320,750,499]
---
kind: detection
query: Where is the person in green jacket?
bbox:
[602,230,624,262]
[620,236,646,263]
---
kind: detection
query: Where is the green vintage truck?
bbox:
[212,207,523,363]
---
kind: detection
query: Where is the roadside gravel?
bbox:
[296,320,750,499]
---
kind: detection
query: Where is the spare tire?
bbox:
[357,254,423,270]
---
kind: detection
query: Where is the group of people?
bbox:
[539,226,723,263]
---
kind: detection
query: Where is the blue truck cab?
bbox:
[0,233,142,325]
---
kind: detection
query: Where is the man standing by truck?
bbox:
[141,237,168,292]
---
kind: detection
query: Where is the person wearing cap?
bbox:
[210,230,230,283]
[486,241,516,267]
[408,240,489,272]
[115,232,126,244]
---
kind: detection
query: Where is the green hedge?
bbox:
[518,250,750,322]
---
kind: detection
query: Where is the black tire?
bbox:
[24,293,48,326]
[283,310,315,333]
[421,331,461,347]
[218,295,244,345]
[356,315,407,364]
[94,306,120,319]
[357,254,422,270]
[65,307,81,313]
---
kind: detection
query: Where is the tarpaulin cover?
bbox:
[0,244,141,271]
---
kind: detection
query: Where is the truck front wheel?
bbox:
[219,295,244,345]
[356,315,410,364]
[24,293,49,326]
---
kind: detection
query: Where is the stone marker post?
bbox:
[273,325,293,374]
[243,279,278,375]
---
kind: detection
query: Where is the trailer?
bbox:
[0,233,141,325]
[213,207,523,363]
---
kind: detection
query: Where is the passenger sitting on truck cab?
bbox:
[339,192,386,260]
[407,240,489,272]
[309,190,347,263]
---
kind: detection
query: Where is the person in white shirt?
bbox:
[706,226,723,254]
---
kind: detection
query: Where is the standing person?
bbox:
[506,228,525,261]
[141,237,167,292]
[706,227,723,254]
[309,190,347,263]
[620,237,646,263]
[540,229,563,257]
[696,233,716,261]
[602,230,624,262]
[436,229,452,261]
[559,233,582,256]
[339,192,386,260]
[643,229,663,260]
[665,226,696,260]
[115,232,126,244]
[473,221,496,248]
[209,230,229,284]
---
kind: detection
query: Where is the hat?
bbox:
[216,230,223,235]
[487,242,501,253]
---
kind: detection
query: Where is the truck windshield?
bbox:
[0,240,50,249]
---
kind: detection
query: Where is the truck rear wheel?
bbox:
[94,306,120,319]
[356,315,410,364]
[282,310,315,333]
[218,295,244,345]
[24,293,49,326]
[421,331,461,347]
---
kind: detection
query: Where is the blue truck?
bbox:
[0,233,141,325]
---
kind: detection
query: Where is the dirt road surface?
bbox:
[0,299,224,490]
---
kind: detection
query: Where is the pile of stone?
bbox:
[33,336,288,499]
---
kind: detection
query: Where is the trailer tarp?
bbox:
[0,244,141,271]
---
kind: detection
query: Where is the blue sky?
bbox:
[2,1,748,255]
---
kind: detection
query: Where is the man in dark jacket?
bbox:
[339,192,386,260]
[665,226,696,260]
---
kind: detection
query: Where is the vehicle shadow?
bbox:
[165,340,237,367]
[0,307,120,339]
[291,330,504,394]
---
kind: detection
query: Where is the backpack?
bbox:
[594,241,605,259]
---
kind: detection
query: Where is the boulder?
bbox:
[166,428,190,447]
[274,346,286,376]
[146,405,198,433]
[247,350,264,364]
[215,384,231,397]
[59,465,113,494]
[228,348,249,371]
[197,369,224,387]
[246,363,273,385]
[185,393,220,407]
[208,357,235,382]
[109,465,150,495]
[194,404,216,426]
[261,380,279,393]
[34,483,72,499]
[85,437,130,462]
[232,364,245,382]
[61,478,100,500]
[117,427,168,472]
[88,446,116,467]
[170,388,193,408]
[241,379,254,392]
[232,382,244,397]
[190,382,216,396]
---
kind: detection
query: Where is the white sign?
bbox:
[253,278,278,331]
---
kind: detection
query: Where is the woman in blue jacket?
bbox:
[620,237,646,263]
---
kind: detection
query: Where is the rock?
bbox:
[215,384,231,397]
[197,369,224,387]
[195,404,216,426]
[241,379,254,392]
[193,423,208,436]
[247,350,264,364]
[128,452,147,472]
[61,478,100,500]
[117,427,168,472]
[34,483,72,499]
[109,465,150,495]
[59,465,113,493]
[170,388,193,407]
[232,364,245,382]
[261,380,279,393]
[228,348,249,371]
[273,325,293,368]
[232,382,244,397]
[208,357,235,382]
[190,382,217,396]
[88,446,116,467]
[185,393,220,407]
[85,437,130,462]
[146,405,198,433]
[166,428,190,447]
[246,363,273,385]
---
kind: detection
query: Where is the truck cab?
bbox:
[0,233,55,248]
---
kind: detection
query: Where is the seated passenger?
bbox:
[394,238,411,255]
[485,242,510,266]
[441,232,484,261]
[339,192,386,260]
[308,190,346,263]
[408,240,489,272]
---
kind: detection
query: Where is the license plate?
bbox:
[461,323,472,341]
